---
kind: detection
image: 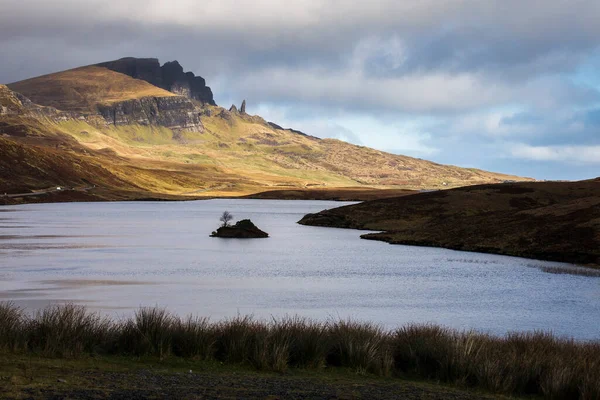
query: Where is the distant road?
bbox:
[2,185,95,198]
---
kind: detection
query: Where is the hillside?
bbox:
[299,180,600,265]
[7,66,176,112]
[1,58,531,203]
[243,187,417,201]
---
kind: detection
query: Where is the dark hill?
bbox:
[299,180,600,266]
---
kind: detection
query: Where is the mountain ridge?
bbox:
[1,58,533,204]
[96,58,216,105]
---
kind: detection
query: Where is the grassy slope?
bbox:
[299,180,600,265]
[1,108,524,201]
[62,107,525,191]
[0,86,254,201]
[7,66,175,112]
[2,69,529,202]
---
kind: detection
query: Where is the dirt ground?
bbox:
[0,355,505,400]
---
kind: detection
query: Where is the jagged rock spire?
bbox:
[240,99,246,114]
[97,58,216,105]
[229,104,238,113]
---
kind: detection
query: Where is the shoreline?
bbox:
[298,180,600,270]
[0,186,416,206]
[360,233,600,273]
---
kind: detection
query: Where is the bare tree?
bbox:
[219,211,234,227]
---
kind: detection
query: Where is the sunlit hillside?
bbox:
[8,66,176,112]
[0,65,531,203]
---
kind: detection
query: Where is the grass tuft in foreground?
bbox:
[1,303,598,399]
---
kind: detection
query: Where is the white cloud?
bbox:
[511,144,600,164]
[232,66,508,113]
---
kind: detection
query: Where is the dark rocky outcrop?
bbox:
[97,58,216,105]
[210,219,269,238]
[298,212,358,229]
[267,121,320,141]
[228,101,248,115]
[160,61,215,105]
[97,96,203,132]
[267,122,284,130]
[96,58,163,88]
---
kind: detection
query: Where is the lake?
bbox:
[1,199,598,339]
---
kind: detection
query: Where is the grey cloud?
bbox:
[2,0,597,116]
[228,65,600,115]
[2,0,600,82]
[1,0,600,180]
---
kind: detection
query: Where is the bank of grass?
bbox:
[1,303,599,399]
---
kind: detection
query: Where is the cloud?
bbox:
[1,0,600,179]
[234,67,505,113]
[2,0,600,81]
[233,63,600,115]
[511,144,600,164]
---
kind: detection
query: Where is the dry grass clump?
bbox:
[329,320,392,376]
[391,326,600,399]
[0,302,27,352]
[171,315,215,359]
[1,303,598,399]
[118,307,176,358]
[28,304,113,357]
[274,316,329,369]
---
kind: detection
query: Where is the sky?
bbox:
[1,0,599,180]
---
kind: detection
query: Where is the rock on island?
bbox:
[210,219,269,238]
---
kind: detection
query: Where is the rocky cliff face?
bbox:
[97,58,216,105]
[0,84,68,119]
[97,96,203,132]
[3,83,202,133]
[0,85,21,115]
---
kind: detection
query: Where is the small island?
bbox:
[210,212,269,238]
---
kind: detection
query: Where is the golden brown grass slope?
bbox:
[169,106,528,190]
[299,180,600,266]
[7,66,175,112]
[0,85,259,203]
[1,67,530,203]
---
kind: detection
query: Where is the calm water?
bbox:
[0,200,599,339]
